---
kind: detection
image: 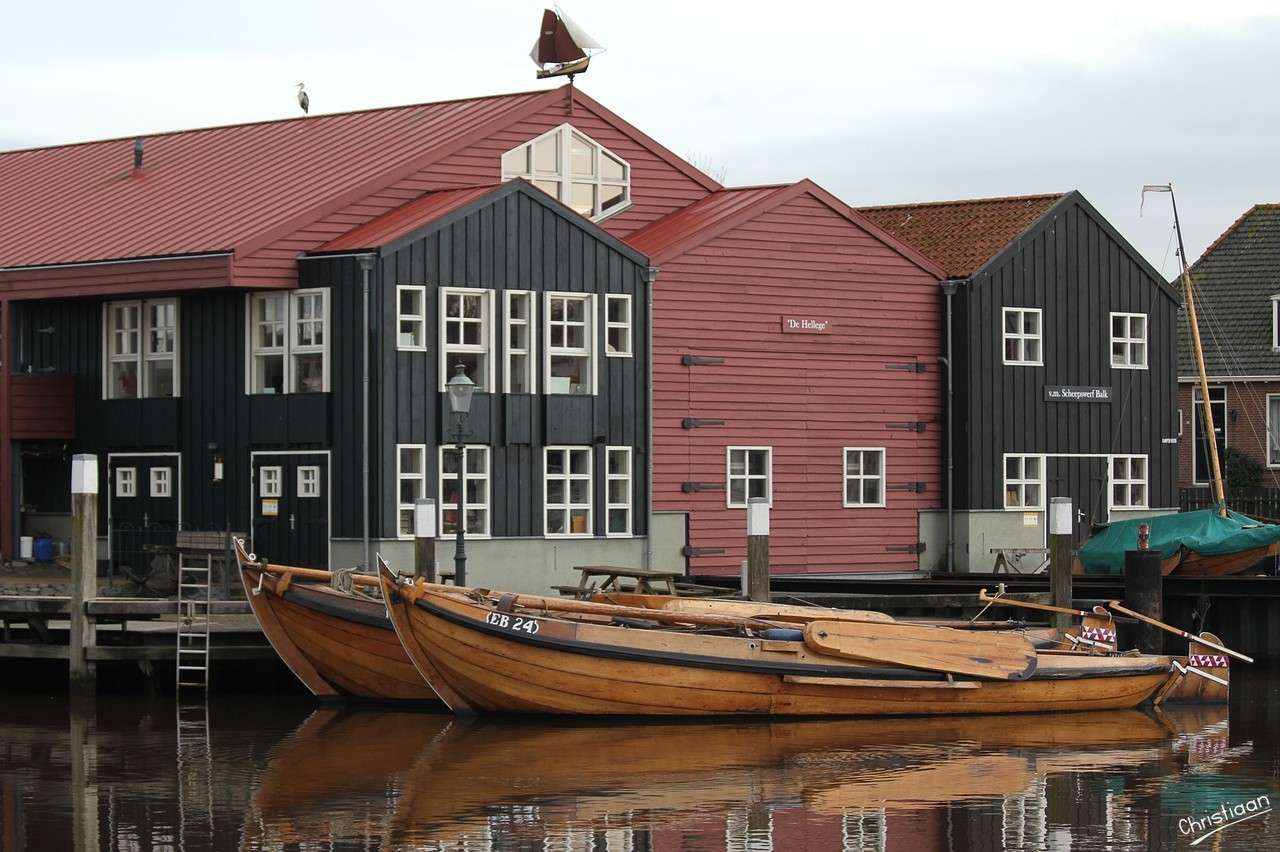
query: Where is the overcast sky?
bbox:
[3,0,1276,270]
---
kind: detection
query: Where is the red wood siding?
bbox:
[0,254,234,300]
[1177,380,1280,487]
[0,299,10,558]
[237,98,713,286]
[9,374,76,439]
[652,193,942,576]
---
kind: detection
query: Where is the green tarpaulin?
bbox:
[1079,509,1280,575]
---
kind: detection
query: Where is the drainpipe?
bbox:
[644,266,659,571]
[938,279,965,573]
[357,254,376,571]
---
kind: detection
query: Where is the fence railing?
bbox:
[108,522,238,598]
[1179,487,1280,523]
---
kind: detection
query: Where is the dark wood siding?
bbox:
[370,185,650,539]
[957,194,1180,517]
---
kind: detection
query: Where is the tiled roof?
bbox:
[856,193,1066,278]
[316,184,501,252]
[1177,204,1280,377]
[0,88,559,268]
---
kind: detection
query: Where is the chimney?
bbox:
[133,137,144,170]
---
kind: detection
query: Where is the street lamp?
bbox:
[446,364,476,585]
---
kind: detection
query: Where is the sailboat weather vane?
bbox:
[530,7,604,81]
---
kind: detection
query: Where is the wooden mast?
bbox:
[1170,187,1227,517]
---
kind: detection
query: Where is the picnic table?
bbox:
[553,565,735,600]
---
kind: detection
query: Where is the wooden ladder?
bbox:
[176,552,212,690]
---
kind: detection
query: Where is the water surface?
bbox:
[1,668,1277,851]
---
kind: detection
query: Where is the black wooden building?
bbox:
[7,181,651,579]
[862,191,1181,570]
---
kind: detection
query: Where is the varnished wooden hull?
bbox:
[381,573,1172,717]
[240,562,440,703]
[1169,541,1280,576]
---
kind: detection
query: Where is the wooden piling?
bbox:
[69,454,99,690]
[413,498,436,581]
[1124,549,1164,654]
[746,497,770,603]
[1048,497,1073,629]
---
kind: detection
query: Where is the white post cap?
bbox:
[1049,496,1073,536]
[747,496,769,536]
[71,454,99,495]
[414,497,436,539]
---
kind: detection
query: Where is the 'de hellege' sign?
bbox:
[781,316,834,334]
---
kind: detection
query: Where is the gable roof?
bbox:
[856,193,1065,278]
[1176,203,1280,377]
[0,85,718,274]
[314,184,501,253]
[310,179,650,266]
[625,179,945,276]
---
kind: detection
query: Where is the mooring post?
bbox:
[1124,524,1163,653]
[746,497,770,603]
[413,497,437,582]
[1048,497,1073,629]
[70,454,99,691]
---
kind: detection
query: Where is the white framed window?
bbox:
[115,467,137,498]
[104,298,179,399]
[259,466,282,499]
[1110,455,1148,509]
[297,466,321,498]
[247,289,329,394]
[397,285,427,351]
[439,287,494,391]
[149,467,172,498]
[605,446,632,536]
[501,124,631,221]
[1269,395,1280,467]
[440,445,490,537]
[504,290,537,394]
[605,294,632,357]
[843,448,886,508]
[396,445,426,539]
[1002,307,1042,366]
[727,447,772,508]
[544,446,592,537]
[1003,454,1045,510]
[545,292,596,395]
[1110,312,1147,369]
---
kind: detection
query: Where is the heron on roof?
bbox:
[297,83,309,115]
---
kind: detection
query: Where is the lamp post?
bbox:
[446,364,476,585]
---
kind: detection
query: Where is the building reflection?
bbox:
[1,694,1274,852]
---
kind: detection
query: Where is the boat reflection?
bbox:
[247,705,1243,851]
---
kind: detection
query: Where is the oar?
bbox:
[978,588,1090,618]
[802,619,1038,681]
[1174,659,1229,688]
[1107,601,1253,664]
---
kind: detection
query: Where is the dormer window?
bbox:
[502,124,630,221]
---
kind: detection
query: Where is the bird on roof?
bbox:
[297,83,309,115]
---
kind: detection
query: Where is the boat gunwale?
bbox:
[412,593,1169,683]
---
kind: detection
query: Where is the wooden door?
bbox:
[251,454,329,568]
[1047,456,1108,545]
[108,453,180,577]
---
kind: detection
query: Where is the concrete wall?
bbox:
[920,507,1179,574]
[332,511,690,596]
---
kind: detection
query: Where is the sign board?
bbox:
[1023,512,1040,528]
[1044,385,1112,403]
[261,498,279,517]
[781,316,834,334]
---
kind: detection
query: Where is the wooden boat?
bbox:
[235,540,440,704]
[378,564,1176,717]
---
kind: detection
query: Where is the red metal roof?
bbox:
[856,193,1066,278]
[316,184,501,252]
[0,88,560,269]
[626,179,945,277]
